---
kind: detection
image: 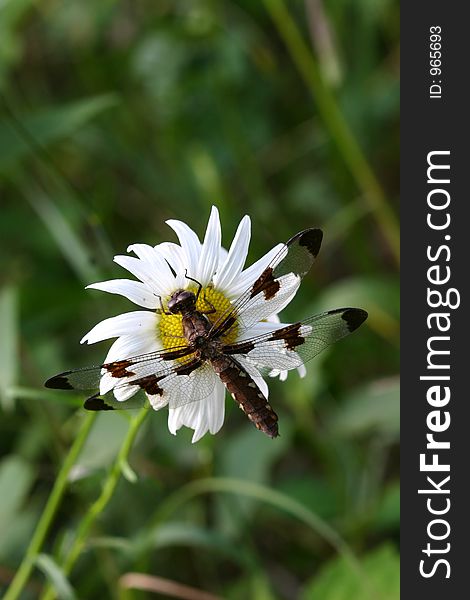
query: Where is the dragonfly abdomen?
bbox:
[212,356,279,438]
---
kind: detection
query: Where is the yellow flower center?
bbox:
[158,285,238,352]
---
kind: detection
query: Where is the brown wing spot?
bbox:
[162,346,193,361]
[45,373,74,390]
[222,340,255,355]
[298,228,323,258]
[341,308,369,332]
[250,267,280,300]
[222,315,236,330]
[84,395,115,411]
[270,322,305,351]
[133,374,165,396]
[175,359,202,377]
[105,360,135,379]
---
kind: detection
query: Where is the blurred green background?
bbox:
[0,0,399,598]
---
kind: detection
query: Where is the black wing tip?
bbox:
[84,396,115,411]
[295,228,323,258]
[45,372,74,390]
[341,308,368,332]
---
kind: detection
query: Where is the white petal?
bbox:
[191,419,209,443]
[99,329,160,397]
[213,215,251,292]
[237,320,307,382]
[255,307,307,381]
[226,243,284,299]
[235,355,269,399]
[164,363,216,410]
[86,279,159,309]
[114,255,175,296]
[206,379,226,434]
[245,341,304,371]
[100,374,116,395]
[155,242,187,288]
[191,382,225,443]
[103,331,161,363]
[196,206,221,285]
[218,246,229,269]
[236,320,286,342]
[166,218,201,279]
[168,400,199,434]
[268,283,301,318]
[148,393,168,410]
[237,273,301,330]
[113,384,140,401]
[81,311,157,344]
[127,243,161,263]
[167,372,225,443]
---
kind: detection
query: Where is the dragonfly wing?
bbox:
[45,345,218,411]
[222,308,368,374]
[209,229,323,338]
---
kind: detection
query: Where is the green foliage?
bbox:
[0,0,399,598]
[301,544,400,600]
[0,456,35,561]
[0,285,19,409]
[35,555,76,600]
[328,377,399,438]
[0,94,118,171]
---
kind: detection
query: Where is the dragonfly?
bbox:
[45,229,368,438]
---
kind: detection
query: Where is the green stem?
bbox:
[4,413,97,600]
[263,0,400,265]
[40,408,148,600]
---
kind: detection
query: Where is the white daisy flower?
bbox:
[81,206,306,442]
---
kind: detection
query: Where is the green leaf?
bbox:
[0,285,19,410]
[71,412,134,479]
[0,0,35,87]
[26,190,100,284]
[215,424,290,533]
[301,544,399,600]
[35,554,77,600]
[138,521,251,567]
[276,476,338,520]
[218,423,290,482]
[328,377,399,438]
[0,455,36,560]
[0,94,119,170]
[0,455,34,529]
[374,482,400,532]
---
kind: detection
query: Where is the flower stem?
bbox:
[4,412,97,600]
[263,0,400,265]
[40,408,148,600]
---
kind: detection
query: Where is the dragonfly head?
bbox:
[167,289,197,314]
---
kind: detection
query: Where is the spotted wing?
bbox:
[221,308,368,374]
[45,345,217,411]
[209,228,323,339]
